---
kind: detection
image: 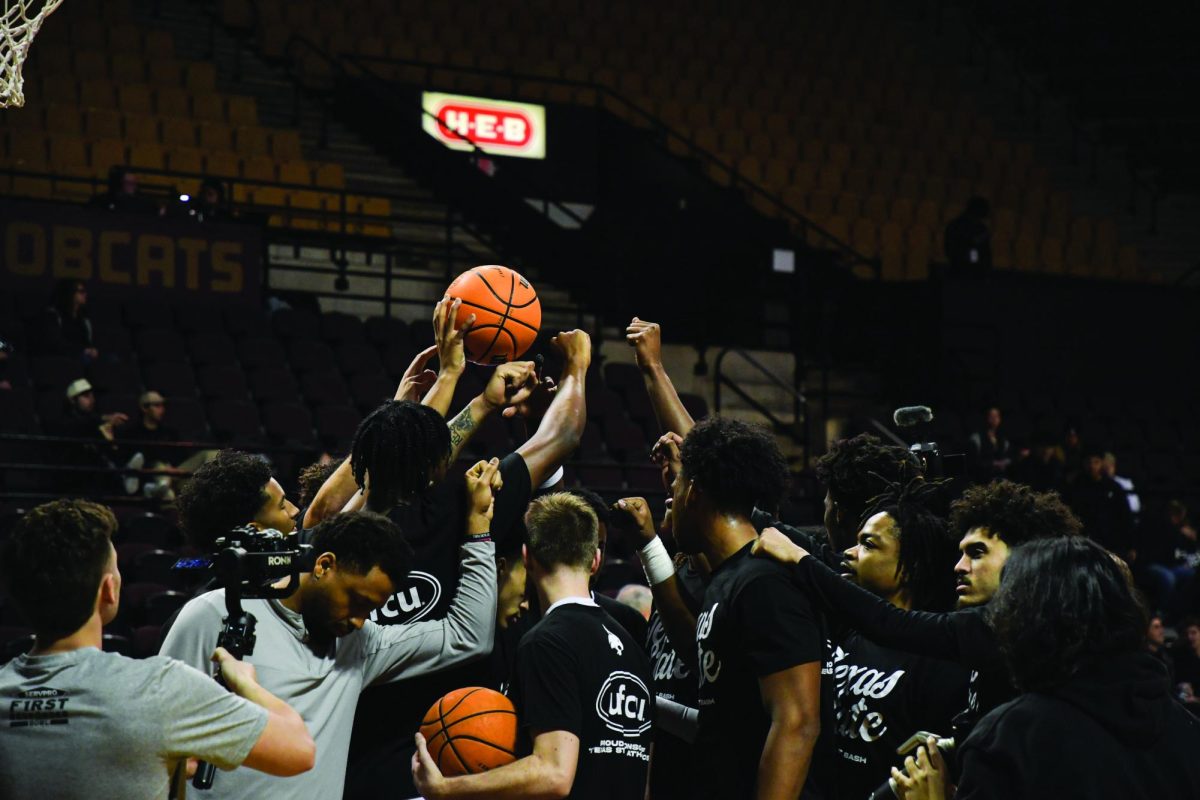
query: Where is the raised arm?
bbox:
[360,459,502,685]
[614,496,698,672]
[627,317,694,437]
[514,330,590,487]
[446,361,538,464]
[420,295,474,417]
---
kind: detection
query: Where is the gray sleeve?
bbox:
[151,657,270,770]
[361,539,497,686]
[159,593,223,673]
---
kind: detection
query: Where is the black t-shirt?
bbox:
[511,601,653,800]
[595,592,647,650]
[116,422,180,466]
[343,452,532,800]
[646,559,705,800]
[695,543,825,799]
[833,631,969,799]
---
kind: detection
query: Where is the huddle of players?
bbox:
[4,300,1200,799]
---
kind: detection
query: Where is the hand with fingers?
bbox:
[750,527,809,565]
[651,432,684,487]
[411,732,448,799]
[395,345,439,402]
[465,457,504,533]
[613,497,659,547]
[501,373,558,419]
[626,317,663,372]
[483,361,539,412]
[551,329,592,370]
[433,295,475,375]
[891,737,951,800]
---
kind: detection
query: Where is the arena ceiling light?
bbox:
[422,92,547,160]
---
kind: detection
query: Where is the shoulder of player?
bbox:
[961,693,1064,753]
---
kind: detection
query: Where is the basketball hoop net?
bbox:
[1,0,66,108]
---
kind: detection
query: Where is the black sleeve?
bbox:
[795,557,999,670]
[491,452,533,547]
[750,510,842,571]
[738,572,824,676]
[514,633,581,737]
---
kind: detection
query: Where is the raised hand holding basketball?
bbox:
[433,295,473,376]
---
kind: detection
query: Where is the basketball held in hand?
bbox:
[446,265,541,364]
[419,687,519,776]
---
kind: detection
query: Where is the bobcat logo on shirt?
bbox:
[595,671,652,736]
[603,625,625,656]
[369,571,442,623]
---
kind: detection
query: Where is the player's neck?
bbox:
[30,615,102,656]
[535,568,592,611]
[277,574,311,614]
[702,514,758,570]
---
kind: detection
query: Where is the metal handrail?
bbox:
[712,347,807,451]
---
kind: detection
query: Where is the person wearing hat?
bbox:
[50,379,141,494]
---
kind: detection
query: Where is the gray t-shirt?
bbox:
[159,538,496,800]
[0,647,267,800]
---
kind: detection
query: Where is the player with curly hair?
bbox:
[814,433,923,551]
[753,480,1084,749]
[177,450,299,550]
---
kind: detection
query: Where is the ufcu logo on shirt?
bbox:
[595,671,652,736]
[695,602,722,686]
[369,571,442,623]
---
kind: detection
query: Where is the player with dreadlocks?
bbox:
[809,472,970,798]
[342,326,593,800]
[814,432,924,551]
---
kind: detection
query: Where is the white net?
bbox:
[1,0,66,108]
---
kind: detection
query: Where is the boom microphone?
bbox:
[893,406,933,428]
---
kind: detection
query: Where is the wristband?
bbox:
[637,536,675,586]
[465,531,493,543]
[539,465,565,489]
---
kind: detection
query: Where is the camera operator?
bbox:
[160,459,502,800]
[894,538,1200,799]
[0,500,314,800]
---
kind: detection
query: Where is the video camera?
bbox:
[171,526,313,792]
[892,406,965,481]
[173,525,314,600]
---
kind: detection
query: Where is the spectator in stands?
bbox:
[116,391,216,501]
[1059,422,1084,484]
[1143,500,1199,616]
[898,537,1200,799]
[1068,447,1134,558]
[1174,619,1200,716]
[0,338,13,391]
[180,177,230,223]
[1009,429,1063,491]
[36,279,98,361]
[0,499,315,795]
[1146,614,1175,684]
[90,166,159,215]
[1104,450,1141,522]
[967,406,1011,482]
[49,379,142,495]
[943,196,992,273]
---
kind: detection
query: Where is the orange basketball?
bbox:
[446,265,541,364]
[419,687,519,776]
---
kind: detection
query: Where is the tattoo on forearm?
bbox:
[448,405,478,455]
